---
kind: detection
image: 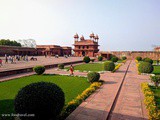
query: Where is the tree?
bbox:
[0,39,21,46]
[16,39,36,48]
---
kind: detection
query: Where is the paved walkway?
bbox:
[108,60,149,120]
[66,60,149,120]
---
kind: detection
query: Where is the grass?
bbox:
[149,86,160,110]
[0,74,90,119]
[152,65,160,75]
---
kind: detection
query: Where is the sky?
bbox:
[0,0,160,51]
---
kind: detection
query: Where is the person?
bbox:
[5,54,8,64]
[157,59,159,65]
[0,59,2,67]
[70,64,74,76]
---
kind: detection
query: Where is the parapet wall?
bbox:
[99,51,160,60]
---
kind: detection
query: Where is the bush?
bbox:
[58,64,64,69]
[98,56,103,61]
[91,59,95,62]
[87,72,100,83]
[143,57,153,64]
[111,57,118,62]
[138,62,154,73]
[122,56,127,60]
[83,56,90,63]
[14,82,65,120]
[150,75,160,88]
[104,61,115,71]
[33,66,45,75]
[136,56,142,61]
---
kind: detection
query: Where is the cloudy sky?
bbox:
[0,0,159,51]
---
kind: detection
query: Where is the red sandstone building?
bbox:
[36,45,72,56]
[154,46,160,52]
[73,33,99,57]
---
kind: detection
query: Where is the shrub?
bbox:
[122,56,127,60]
[104,61,115,71]
[150,75,160,88]
[111,57,118,62]
[33,66,45,75]
[136,56,142,61]
[98,56,103,61]
[58,64,64,69]
[14,82,65,120]
[138,62,154,73]
[143,57,153,64]
[91,59,95,62]
[87,72,100,83]
[83,56,90,63]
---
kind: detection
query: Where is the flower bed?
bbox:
[141,82,160,120]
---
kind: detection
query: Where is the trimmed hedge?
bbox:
[87,72,100,83]
[58,64,64,69]
[104,61,115,71]
[83,56,90,63]
[138,62,154,73]
[111,57,118,62]
[143,57,153,64]
[122,56,127,60]
[14,82,65,120]
[136,56,142,61]
[150,75,160,88]
[33,66,45,75]
[98,56,103,61]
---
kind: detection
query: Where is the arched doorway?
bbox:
[82,51,85,56]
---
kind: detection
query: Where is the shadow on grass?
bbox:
[0,99,15,120]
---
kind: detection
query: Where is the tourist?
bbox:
[157,60,159,65]
[25,55,28,61]
[70,64,74,76]
[0,58,2,67]
[5,54,8,64]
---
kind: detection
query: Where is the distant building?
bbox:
[73,33,99,57]
[154,46,160,52]
[0,45,36,56]
[36,45,72,56]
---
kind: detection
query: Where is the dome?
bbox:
[74,33,79,39]
[89,32,95,38]
[94,35,99,40]
[80,35,85,40]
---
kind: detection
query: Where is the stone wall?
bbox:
[99,51,160,60]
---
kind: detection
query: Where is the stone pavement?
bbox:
[0,56,83,72]
[66,61,132,120]
[108,60,149,120]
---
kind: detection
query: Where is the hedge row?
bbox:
[60,82,102,119]
[141,82,160,120]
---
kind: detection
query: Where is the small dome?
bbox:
[94,35,99,40]
[89,32,95,38]
[74,33,79,38]
[80,35,85,40]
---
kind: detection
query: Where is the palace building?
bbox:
[73,33,99,57]
[36,45,72,56]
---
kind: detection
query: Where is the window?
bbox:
[83,46,85,49]
[79,46,81,49]
[87,46,89,49]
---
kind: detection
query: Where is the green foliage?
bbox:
[58,64,64,69]
[104,61,115,71]
[111,57,118,62]
[122,56,127,60]
[136,56,142,61]
[87,72,100,83]
[138,62,154,73]
[14,82,65,120]
[150,75,160,88]
[143,57,153,64]
[33,66,45,75]
[91,59,95,62]
[83,56,90,63]
[98,56,103,61]
[0,39,21,47]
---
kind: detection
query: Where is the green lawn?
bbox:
[149,86,160,110]
[152,65,160,75]
[0,74,90,119]
[66,63,104,72]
